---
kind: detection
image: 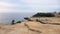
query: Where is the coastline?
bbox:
[0,17,60,34]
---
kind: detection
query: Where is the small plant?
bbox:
[16,21,21,23]
[24,17,32,21]
[11,20,15,25]
[24,17,29,20]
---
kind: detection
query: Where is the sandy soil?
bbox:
[0,17,60,34]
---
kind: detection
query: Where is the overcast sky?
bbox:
[0,0,60,13]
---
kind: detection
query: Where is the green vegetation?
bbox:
[24,17,32,21]
[11,20,15,25]
[16,21,21,23]
[33,13,55,17]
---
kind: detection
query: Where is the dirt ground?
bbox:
[0,17,60,34]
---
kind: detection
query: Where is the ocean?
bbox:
[0,12,36,24]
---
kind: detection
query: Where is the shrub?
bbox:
[11,20,15,25]
[16,21,21,23]
[33,13,55,17]
[24,17,32,21]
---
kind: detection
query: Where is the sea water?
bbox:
[0,12,36,24]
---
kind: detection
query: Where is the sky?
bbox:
[0,0,60,13]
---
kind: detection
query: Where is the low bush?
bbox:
[33,13,55,17]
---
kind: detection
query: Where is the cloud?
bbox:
[0,2,12,7]
[21,0,59,5]
[0,0,60,13]
[0,2,14,13]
